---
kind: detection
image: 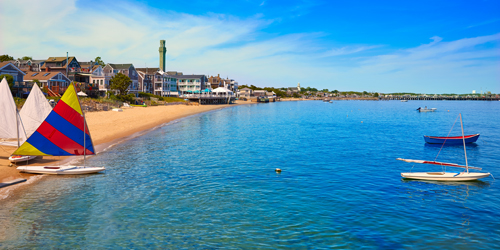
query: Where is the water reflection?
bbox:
[400,179,491,239]
[424,143,479,149]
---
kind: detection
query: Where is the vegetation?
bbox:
[94,56,105,67]
[0,54,14,62]
[109,72,131,101]
[138,92,186,102]
[19,56,32,60]
[0,74,14,93]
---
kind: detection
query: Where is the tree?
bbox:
[110,72,131,96]
[373,92,379,97]
[0,54,14,62]
[94,56,105,67]
[19,56,32,60]
[0,74,15,93]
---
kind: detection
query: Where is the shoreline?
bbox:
[0,100,253,201]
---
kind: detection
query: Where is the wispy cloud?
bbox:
[1,0,499,93]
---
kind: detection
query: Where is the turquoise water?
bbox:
[2,101,500,249]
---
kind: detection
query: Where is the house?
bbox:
[103,63,139,95]
[89,65,107,96]
[23,71,70,96]
[42,57,80,78]
[176,75,208,93]
[0,62,27,97]
[239,87,253,98]
[253,90,266,97]
[136,67,159,94]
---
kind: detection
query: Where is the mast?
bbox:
[460,113,469,173]
[16,109,20,148]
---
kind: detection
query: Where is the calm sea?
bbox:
[1,100,500,249]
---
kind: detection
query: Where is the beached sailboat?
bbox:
[13,83,105,174]
[397,114,490,181]
[0,78,35,161]
[9,83,53,163]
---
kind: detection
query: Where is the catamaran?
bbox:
[9,83,53,163]
[13,83,105,174]
[397,113,490,181]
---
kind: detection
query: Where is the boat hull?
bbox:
[9,155,37,163]
[17,166,105,175]
[401,172,490,181]
[424,134,480,144]
[418,108,436,112]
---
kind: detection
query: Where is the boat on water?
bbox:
[424,134,479,144]
[13,83,105,175]
[401,100,408,102]
[398,114,490,181]
[417,107,436,112]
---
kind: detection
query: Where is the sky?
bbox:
[1,0,499,93]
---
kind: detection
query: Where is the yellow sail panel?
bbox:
[60,84,83,115]
[13,142,50,156]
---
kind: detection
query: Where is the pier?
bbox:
[182,94,236,105]
[379,95,500,101]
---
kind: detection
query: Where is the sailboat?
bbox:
[9,83,53,163]
[397,114,490,181]
[0,77,30,153]
[13,83,105,174]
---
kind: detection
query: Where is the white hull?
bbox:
[17,166,105,175]
[401,172,490,181]
[9,155,37,163]
[418,108,436,112]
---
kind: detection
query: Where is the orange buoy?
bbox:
[275,168,282,172]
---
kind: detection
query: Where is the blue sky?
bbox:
[1,0,499,93]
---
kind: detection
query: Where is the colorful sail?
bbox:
[13,83,95,156]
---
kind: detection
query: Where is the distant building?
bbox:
[176,75,208,93]
[103,63,139,95]
[253,90,266,97]
[42,56,80,77]
[89,65,106,96]
[239,87,253,98]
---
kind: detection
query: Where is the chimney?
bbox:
[46,66,50,72]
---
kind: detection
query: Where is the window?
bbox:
[100,80,103,85]
[31,73,39,76]
[43,73,50,76]
[93,80,96,84]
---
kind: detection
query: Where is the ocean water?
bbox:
[1,100,500,249]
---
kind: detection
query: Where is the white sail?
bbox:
[19,84,52,138]
[0,77,25,145]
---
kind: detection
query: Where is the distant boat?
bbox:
[417,107,436,112]
[424,134,480,145]
[14,83,105,175]
[401,100,408,102]
[398,114,490,181]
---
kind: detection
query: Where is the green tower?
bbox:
[159,40,166,72]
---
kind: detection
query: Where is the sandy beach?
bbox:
[0,101,251,199]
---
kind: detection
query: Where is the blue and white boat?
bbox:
[424,134,480,144]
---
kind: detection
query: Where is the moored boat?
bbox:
[417,107,436,112]
[424,134,479,144]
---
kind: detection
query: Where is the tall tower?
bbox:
[159,40,166,72]
[297,82,301,91]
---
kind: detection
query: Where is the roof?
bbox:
[175,75,206,79]
[135,68,160,74]
[254,90,266,93]
[240,87,252,91]
[24,71,69,81]
[0,62,26,75]
[42,57,77,68]
[31,60,45,64]
[107,63,134,70]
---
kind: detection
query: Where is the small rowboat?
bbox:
[417,107,436,112]
[424,134,479,144]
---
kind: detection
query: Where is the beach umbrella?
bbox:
[194,90,200,93]
[203,89,212,92]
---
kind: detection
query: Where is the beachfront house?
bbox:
[41,57,80,78]
[239,87,253,98]
[89,65,107,97]
[176,75,208,94]
[0,62,27,97]
[103,63,139,95]
[136,68,158,94]
[253,90,266,97]
[23,71,70,96]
